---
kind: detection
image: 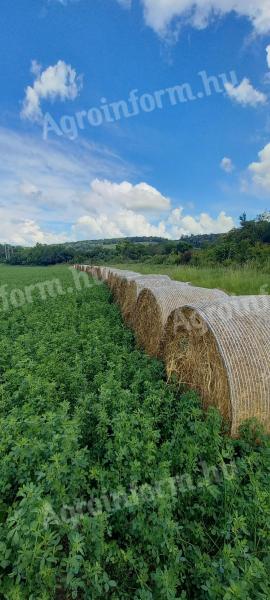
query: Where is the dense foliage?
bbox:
[0,265,269,599]
[1,212,270,270]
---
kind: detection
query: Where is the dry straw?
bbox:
[122,275,174,325]
[107,268,126,291]
[100,267,110,281]
[134,285,228,357]
[164,296,270,435]
[108,270,141,301]
[113,271,142,304]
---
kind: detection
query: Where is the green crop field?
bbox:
[109,263,270,296]
[0,264,269,599]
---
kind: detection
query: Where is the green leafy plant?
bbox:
[0,265,269,598]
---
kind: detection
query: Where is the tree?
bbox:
[239,212,247,227]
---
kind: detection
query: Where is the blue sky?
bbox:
[1,0,270,244]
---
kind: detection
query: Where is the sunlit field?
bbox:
[0,263,69,290]
[0,264,269,598]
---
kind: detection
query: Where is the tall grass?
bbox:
[109,263,270,295]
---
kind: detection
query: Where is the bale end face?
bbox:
[164,298,270,435]
[164,307,231,424]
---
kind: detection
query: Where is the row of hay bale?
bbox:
[75,265,270,436]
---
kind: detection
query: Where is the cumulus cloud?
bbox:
[72,207,234,240]
[73,179,235,240]
[139,0,270,37]
[72,211,167,239]
[55,1,270,37]
[248,142,270,192]
[21,60,83,122]
[167,208,234,238]
[80,179,171,214]
[267,45,270,68]
[0,126,133,245]
[220,157,234,173]
[225,78,267,107]
[0,213,69,246]
[72,179,170,239]
[0,127,235,245]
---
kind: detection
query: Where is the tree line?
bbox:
[1,212,269,268]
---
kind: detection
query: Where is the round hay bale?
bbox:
[100,267,110,281]
[164,295,270,435]
[122,275,173,325]
[114,271,142,303]
[110,270,140,300]
[107,268,125,290]
[117,273,143,309]
[134,285,228,357]
[88,266,98,278]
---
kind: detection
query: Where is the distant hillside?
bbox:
[1,212,269,268]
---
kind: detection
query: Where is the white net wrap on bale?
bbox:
[115,272,158,308]
[107,268,128,290]
[85,265,97,277]
[122,275,173,325]
[77,265,102,280]
[100,267,110,281]
[134,285,228,357]
[109,270,141,299]
[164,295,270,436]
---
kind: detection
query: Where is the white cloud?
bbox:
[220,157,234,173]
[72,211,167,239]
[0,213,69,246]
[55,1,270,37]
[0,126,134,245]
[81,179,171,214]
[73,215,122,239]
[73,207,234,241]
[267,45,270,68]
[72,179,170,239]
[21,60,83,122]
[225,78,267,107]
[73,179,236,240]
[248,142,270,192]
[0,127,235,245]
[167,208,234,238]
[138,1,270,37]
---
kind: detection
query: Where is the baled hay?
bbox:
[114,271,141,302]
[89,266,98,278]
[115,272,143,307]
[134,285,228,357]
[107,268,125,290]
[164,307,231,421]
[122,275,172,325]
[164,296,270,435]
[110,270,140,300]
[100,267,110,281]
